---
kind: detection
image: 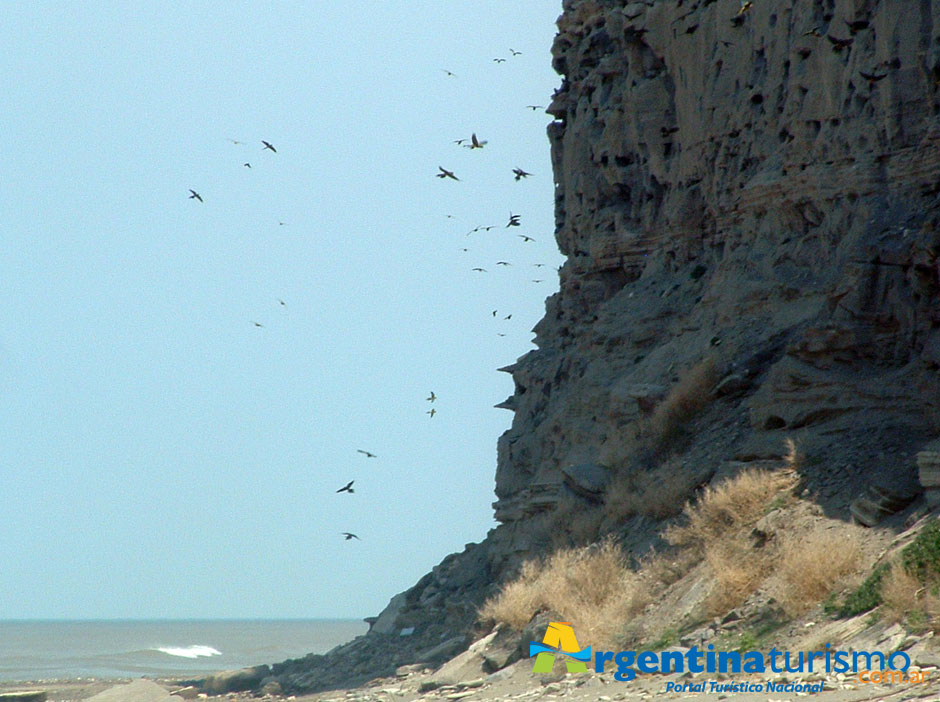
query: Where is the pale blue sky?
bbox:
[0,2,564,619]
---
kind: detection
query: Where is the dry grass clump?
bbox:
[548,500,605,548]
[604,459,701,522]
[650,358,718,443]
[880,561,922,623]
[704,535,768,615]
[783,437,803,471]
[478,540,649,648]
[665,468,798,551]
[776,525,863,615]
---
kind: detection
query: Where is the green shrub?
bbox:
[833,563,888,618]
[902,519,940,579]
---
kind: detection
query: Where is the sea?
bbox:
[0,620,368,682]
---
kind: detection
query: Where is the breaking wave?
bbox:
[155,645,222,659]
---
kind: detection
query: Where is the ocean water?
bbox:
[0,620,367,682]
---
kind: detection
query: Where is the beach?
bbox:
[4,657,940,702]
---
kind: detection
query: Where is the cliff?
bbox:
[268,0,940,691]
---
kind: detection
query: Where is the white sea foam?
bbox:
[155,645,222,659]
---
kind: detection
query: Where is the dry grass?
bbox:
[604,459,700,522]
[704,535,769,615]
[650,358,718,443]
[776,525,863,615]
[880,561,922,624]
[478,540,649,648]
[783,437,803,471]
[548,500,604,548]
[665,468,798,551]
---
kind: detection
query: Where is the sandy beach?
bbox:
[5,656,940,702]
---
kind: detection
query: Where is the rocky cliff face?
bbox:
[272,0,940,691]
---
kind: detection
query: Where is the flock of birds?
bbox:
[335,391,438,541]
[186,46,553,543]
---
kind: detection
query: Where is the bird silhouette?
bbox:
[243,162,252,168]
[860,70,887,84]
[493,58,507,63]
[468,133,487,149]
[227,139,245,145]
[526,105,544,111]
[357,449,377,458]
[510,48,522,56]
[278,299,287,307]
[471,267,488,272]
[337,481,355,493]
[427,391,436,402]
[845,19,869,34]
[533,263,546,268]
[342,532,360,540]
[504,314,512,320]
[262,140,277,152]
[507,213,521,227]
[827,34,853,51]
[188,189,203,202]
[519,235,535,242]
[427,408,436,418]
[496,261,512,266]
[532,279,544,283]
[512,168,533,180]
[441,69,457,77]
[437,166,460,181]
[252,321,263,328]
[492,310,498,317]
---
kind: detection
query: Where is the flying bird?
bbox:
[510,48,522,56]
[526,105,544,111]
[278,299,286,307]
[471,267,488,272]
[437,166,460,181]
[803,27,822,37]
[262,140,277,152]
[504,314,512,320]
[506,213,521,227]
[496,261,512,266]
[827,34,853,50]
[243,162,252,168]
[468,133,487,149]
[533,263,546,268]
[252,321,263,328]
[532,279,544,283]
[513,168,533,180]
[336,481,355,493]
[427,391,436,402]
[441,69,457,77]
[860,70,888,84]
[427,408,436,418]
[493,57,507,63]
[519,235,535,242]
[188,189,203,202]
[357,449,377,458]
[227,139,245,145]
[845,19,869,34]
[492,310,498,317]
[342,532,360,540]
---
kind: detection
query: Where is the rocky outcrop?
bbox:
[271,0,940,692]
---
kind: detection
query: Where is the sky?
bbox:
[0,2,565,619]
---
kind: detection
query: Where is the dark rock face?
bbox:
[272,1,940,692]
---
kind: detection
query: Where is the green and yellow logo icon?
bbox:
[529,621,592,673]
